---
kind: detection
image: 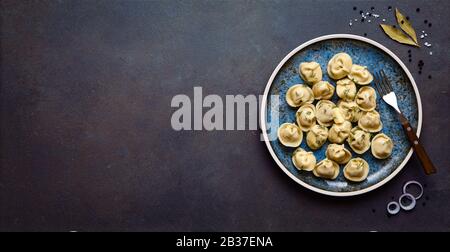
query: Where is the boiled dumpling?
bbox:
[358,110,383,133]
[356,86,377,111]
[292,148,317,171]
[337,100,363,122]
[286,84,314,107]
[336,78,357,101]
[371,133,394,159]
[347,126,371,154]
[327,52,353,80]
[299,62,322,84]
[316,100,336,127]
[277,123,303,147]
[326,144,352,164]
[312,81,335,100]
[313,159,340,180]
[306,125,329,150]
[348,64,373,85]
[344,158,369,182]
[296,104,316,132]
[332,107,346,124]
[328,121,352,144]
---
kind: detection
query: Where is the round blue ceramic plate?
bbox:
[260,34,422,196]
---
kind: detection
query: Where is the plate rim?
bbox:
[260,34,423,197]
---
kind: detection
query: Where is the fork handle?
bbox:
[398,113,436,175]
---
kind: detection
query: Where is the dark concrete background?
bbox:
[1,0,449,231]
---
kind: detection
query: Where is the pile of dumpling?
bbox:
[277,53,394,182]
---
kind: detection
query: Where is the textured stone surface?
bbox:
[1,0,449,231]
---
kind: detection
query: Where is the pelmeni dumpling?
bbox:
[277,123,303,147]
[337,100,363,122]
[332,107,346,124]
[336,78,357,101]
[348,64,373,85]
[312,81,335,100]
[299,62,322,84]
[306,125,329,150]
[326,144,352,164]
[286,84,314,108]
[316,100,336,127]
[358,110,383,133]
[292,148,317,171]
[371,133,394,159]
[296,104,316,132]
[313,159,340,180]
[356,86,377,111]
[347,126,371,154]
[328,121,352,144]
[327,52,353,80]
[343,158,369,182]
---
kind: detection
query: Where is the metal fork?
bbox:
[373,70,436,175]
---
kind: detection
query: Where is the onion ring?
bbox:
[399,193,416,211]
[387,201,400,215]
[403,180,424,200]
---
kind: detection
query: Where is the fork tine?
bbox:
[380,70,392,93]
[373,72,386,95]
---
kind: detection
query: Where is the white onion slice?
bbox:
[399,193,416,211]
[403,180,424,200]
[387,201,400,215]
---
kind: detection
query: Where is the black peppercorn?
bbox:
[364,33,367,37]
[388,6,392,11]
[409,59,412,62]
[361,18,365,22]
[360,10,363,14]
[353,6,357,11]
[408,49,411,53]
[401,20,404,24]
[424,19,428,24]
[419,71,422,74]
[406,16,410,20]
[428,75,432,79]
[371,7,375,11]
[416,8,420,12]
[429,23,432,27]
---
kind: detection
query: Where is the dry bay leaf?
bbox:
[380,24,419,47]
[395,8,418,44]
